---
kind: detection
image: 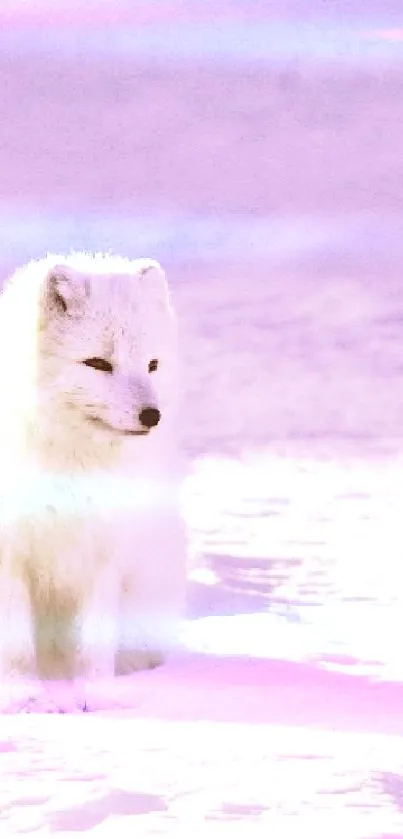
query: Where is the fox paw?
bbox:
[115,648,165,676]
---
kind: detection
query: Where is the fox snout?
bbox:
[110,375,162,434]
[111,401,162,436]
[80,372,166,437]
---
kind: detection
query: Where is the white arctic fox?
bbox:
[0,253,187,707]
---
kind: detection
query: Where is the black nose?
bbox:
[139,407,161,429]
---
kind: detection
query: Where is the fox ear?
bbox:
[136,259,170,304]
[44,264,90,317]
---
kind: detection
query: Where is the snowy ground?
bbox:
[1,1,403,835]
[2,713,402,837]
[1,712,403,836]
[1,453,403,836]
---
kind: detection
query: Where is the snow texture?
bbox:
[2,1,403,835]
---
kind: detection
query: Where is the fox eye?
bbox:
[82,357,113,373]
[148,358,159,373]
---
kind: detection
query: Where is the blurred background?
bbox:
[1,0,403,679]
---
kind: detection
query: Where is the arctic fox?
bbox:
[0,253,187,707]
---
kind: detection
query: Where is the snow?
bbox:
[2,0,403,834]
[1,453,403,835]
[1,656,403,836]
[1,694,403,837]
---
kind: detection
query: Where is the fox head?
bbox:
[36,256,178,444]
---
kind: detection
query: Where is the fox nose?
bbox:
[139,406,161,429]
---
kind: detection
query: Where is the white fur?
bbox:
[0,252,187,708]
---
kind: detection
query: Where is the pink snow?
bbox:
[1,0,403,835]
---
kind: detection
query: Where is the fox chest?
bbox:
[0,473,168,563]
